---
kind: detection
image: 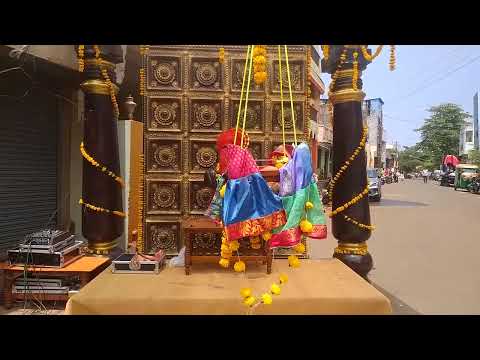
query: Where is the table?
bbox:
[65,259,392,315]
[2,256,111,309]
[183,216,272,275]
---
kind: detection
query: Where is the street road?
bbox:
[309,178,480,314]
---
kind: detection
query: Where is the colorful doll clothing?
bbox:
[205,174,225,223]
[270,142,327,248]
[220,144,286,241]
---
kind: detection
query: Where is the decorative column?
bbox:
[322,45,373,278]
[77,45,125,256]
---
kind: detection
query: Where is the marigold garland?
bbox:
[352,51,359,91]
[93,45,120,119]
[79,198,126,217]
[80,142,125,187]
[328,47,348,95]
[343,214,375,231]
[360,45,383,62]
[321,45,330,61]
[77,45,85,72]
[389,45,396,71]
[219,47,225,64]
[252,45,267,85]
[139,68,146,96]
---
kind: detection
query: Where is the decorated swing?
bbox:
[205,45,327,311]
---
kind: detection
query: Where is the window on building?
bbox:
[466,131,473,143]
[310,46,320,66]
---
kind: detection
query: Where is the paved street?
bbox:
[309,178,480,314]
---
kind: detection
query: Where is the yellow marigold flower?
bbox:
[240,288,252,298]
[219,258,230,268]
[243,296,256,307]
[219,184,226,198]
[270,283,281,295]
[253,55,266,65]
[288,255,300,268]
[220,250,232,259]
[261,293,273,305]
[250,236,261,244]
[262,232,272,241]
[221,243,230,252]
[229,241,240,251]
[300,219,313,233]
[293,243,306,254]
[279,273,289,284]
[305,201,314,210]
[234,260,246,272]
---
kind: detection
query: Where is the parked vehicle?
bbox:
[432,170,444,181]
[454,164,480,191]
[469,175,480,194]
[367,168,382,202]
[440,171,455,187]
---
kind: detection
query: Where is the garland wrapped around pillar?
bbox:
[321,45,374,278]
[76,45,125,256]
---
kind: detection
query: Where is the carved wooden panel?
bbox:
[189,98,223,133]
[190,140,218,173]
[145,220,181,256]
[189,180,215,214]
[230,100,264,134]
[146,179,182,215]
[147,97,182,132]
[191,233,221,256]
[271,60,305,93]
[147,56,182,91]
[146,137,182,173]
[271,101,304,134]
[143,45,309,255]
[189,58,224,91]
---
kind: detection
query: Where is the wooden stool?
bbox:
[183,216,272,275]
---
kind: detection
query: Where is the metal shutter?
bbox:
[0,88,58,258]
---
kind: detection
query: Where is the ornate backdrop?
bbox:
[141,45,310,255]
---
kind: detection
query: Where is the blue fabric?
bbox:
[279,142,313,196]
[222,172,283,226]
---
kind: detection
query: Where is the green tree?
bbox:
[469,149,480,167]
[398,145,427,173]
[415,103,470,167]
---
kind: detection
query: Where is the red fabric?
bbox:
[443,155,459,166]
[220,145,258,179]
[216,128,249,152]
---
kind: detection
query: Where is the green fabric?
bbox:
[273,182,326,234]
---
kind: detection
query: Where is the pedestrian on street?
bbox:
[422,169,429,183]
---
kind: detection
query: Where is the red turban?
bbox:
[216,128,250,152]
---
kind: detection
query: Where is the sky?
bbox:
[320,45,480,148]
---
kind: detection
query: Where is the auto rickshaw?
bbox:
[454,164,479,191]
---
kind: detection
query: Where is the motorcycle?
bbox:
[468,175,480,194]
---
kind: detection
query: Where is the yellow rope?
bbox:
[240,46,254,148]
[235,45,251,146]
[278,46,286,155]
[284,46,298,146]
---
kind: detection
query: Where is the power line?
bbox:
[398,53,480,102]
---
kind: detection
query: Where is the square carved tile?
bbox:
[190,140,218,173]
[189,180,215,214]
[248,141,264,161]
[189,98,223,133]
[230,58,265,93]
[191,232,221,256]
[146,179,182,215]
[147,97,182,132]
[146,138,182,173]
[271,60,305,93]
[229,100,264,133]
[271,101,304,134]
[189,58,223,91]
[147,56,182,91]
[145,220,181,255]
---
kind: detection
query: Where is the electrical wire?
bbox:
[398,53,480,102]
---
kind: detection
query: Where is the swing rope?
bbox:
[284,45,298,146]
[240,45,254,148]
[234,45,251,146]
[277,46,287,156]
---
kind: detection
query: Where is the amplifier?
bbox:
[20,235,75,253]
[23,230,71,246]
[8,241,84,268]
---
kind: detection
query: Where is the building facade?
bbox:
[308,45,331,180]
[459,116,475,157]
[362,98,384,169]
